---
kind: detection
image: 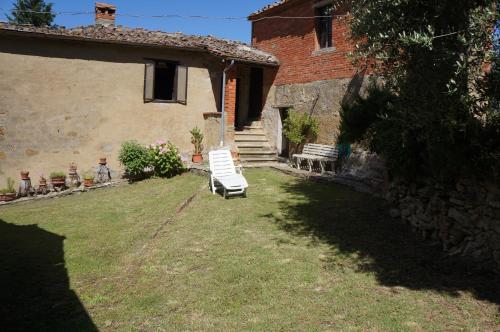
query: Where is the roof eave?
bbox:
[248,0,302,21]
[225,57,280,67]
[0,28,206,53]
[0,27,279,67]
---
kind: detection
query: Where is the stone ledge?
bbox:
[0,181,125,207]
[203,112,222,118]
[311,46,336,56]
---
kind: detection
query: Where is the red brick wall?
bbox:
[251,0,357,86]
[224,66,237,127]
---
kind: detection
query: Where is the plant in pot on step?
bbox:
[190,126,204,163]
[83,173,95,188]
[50,171,67,188]
[0,177,17,202]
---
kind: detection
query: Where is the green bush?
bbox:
[283,111,319,151]
[118,141,150,177]
[148,140,185,178]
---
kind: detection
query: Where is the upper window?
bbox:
[144,60,188,104]
[315,3,333,49]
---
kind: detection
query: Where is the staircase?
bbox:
[235,121,277,165]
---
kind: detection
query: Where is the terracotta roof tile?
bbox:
[249,0,294,19]
[0,23,279,66]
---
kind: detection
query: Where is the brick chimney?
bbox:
[95,2,116,26]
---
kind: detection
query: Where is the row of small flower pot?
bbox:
[0,158,109,202]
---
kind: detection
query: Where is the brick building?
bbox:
[243,0,365,156]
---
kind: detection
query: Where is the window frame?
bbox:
[143,59,188,104]
[153,59,178,103]
[314,1,334,50]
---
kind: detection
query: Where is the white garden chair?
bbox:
[208,149,248,198]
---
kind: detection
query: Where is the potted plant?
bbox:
[50,171,67,187]
[190,126,204,163]
[83,174,95,188]
[20,171,30,180]
[0,177,17,202]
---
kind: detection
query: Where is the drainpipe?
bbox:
[220,59,235,147]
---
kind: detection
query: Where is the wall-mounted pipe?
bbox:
[220,59,236,147]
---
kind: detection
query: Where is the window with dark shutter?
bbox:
[143,60,188,104]
[315,3,333,49]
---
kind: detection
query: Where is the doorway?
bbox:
[277,108,290,157]
[248,67,263,120]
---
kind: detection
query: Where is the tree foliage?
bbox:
[338,0,500,182]
[6,0,55,27]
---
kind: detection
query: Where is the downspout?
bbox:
[220,59,236,147]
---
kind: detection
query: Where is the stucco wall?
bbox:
[0,34,223,185]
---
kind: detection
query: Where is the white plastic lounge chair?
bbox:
[208,149,248,198]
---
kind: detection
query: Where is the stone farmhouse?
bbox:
[0,0,361,181]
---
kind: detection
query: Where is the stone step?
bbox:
[242,125,263,131]
[235,130,266,136]
[236,141,268,148]
[246,120,262,127]
[240,155,278,163]
[235,137,269,143]
[238,150,276,156]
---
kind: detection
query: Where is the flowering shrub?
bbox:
[148,140,185,178]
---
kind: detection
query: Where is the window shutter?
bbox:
[144,60,155,102]
[175,65,188,105]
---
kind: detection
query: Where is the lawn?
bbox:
[0,169,499,331]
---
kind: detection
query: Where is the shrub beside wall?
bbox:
[119,140,185,179]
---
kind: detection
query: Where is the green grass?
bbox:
[0,169,498,331]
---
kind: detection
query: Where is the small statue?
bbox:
[96,157,111,183]
[18,171,35,197]
[68,162,81,187]
[38,174,49,195]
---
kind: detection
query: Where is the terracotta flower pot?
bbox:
[0,192,16,202]
[99,157,107,165]
[84,179,94,188]
[51,177,66,187]
[20,171,30,180]
[192,153,203,163]
[39,179,47,186]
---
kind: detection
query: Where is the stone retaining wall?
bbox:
[332,147,500,273]
[387,178,500,273]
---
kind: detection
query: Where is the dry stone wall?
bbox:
[387,178,500,273]
[337,148,500,273]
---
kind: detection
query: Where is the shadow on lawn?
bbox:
[268,179,500,305]
[0,219,98,332]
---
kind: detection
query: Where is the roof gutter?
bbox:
[220,59,236,147]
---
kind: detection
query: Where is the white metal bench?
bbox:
[292,143,339,173]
